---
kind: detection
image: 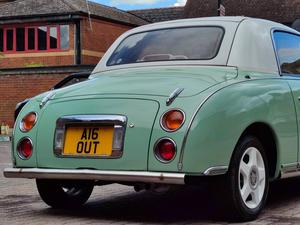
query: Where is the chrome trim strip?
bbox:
[203,166,228,176]
[57,115,127,124]
[166,88,184,106]
[54,115,127,159]
[281,163,299,179]
[281,171,300,179]
[3,168,185,185]
[281,163,298,173]
[178,91,219,171]
[39,92,55,109]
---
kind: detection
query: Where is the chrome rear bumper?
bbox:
[3,168,185,185]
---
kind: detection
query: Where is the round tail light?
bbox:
[17,138,33,159]
[154,138,176,163]
[161,109,185,132]
[20,112,37,132]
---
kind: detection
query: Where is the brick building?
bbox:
[130,0,300,27]
[0,0,147,127]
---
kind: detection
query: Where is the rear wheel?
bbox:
[226,135,269,221]
[36,179,94,208]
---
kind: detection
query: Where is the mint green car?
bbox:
[4,16,300,221]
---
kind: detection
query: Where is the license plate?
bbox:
[63,126,114,157]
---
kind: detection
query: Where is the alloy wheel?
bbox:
[238,147,266,209]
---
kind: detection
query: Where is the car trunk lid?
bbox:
[36,98,159,171]
[49,66,237,100]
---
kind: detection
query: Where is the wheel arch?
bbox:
[235,122,279,179]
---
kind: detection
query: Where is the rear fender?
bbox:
[181,79,297,177]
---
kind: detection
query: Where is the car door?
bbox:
[274,31,300,166]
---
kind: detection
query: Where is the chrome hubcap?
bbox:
[239,147,266,209]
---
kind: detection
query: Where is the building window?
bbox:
[28,28,35,50]
[6,29,14,51]
[0,24,70,53]
[50,27,58,49]
[38,26,47,51]
[16,28,25,51]
[60,25,69,50]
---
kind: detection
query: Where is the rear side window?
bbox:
[107,27,224,66]
[274,31,300,74]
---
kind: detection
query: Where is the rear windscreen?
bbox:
[107,27,224,66]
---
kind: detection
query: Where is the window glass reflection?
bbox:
[274,31,300,74]
[38,26,47,50]
[108,27,224,66]
[60,25,69,50]
[50,27,58,49]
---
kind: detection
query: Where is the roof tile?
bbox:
[0,0,147,26]
[129,7,184,23]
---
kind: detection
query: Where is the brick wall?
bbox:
[0,71,71,127]
[0,55,75,69]
[184,0,218,18]
[184,0,300,24]
[224,0,300,24]
[81,17,132,65]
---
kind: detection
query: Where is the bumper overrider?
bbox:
[4,168,185,184]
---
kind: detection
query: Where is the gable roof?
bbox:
[0,0,147,26]
[128,7,184,23]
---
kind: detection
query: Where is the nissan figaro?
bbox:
[4,16,300,221]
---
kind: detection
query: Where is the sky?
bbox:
[89,0,187,10]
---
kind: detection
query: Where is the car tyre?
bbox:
[36,179,94,208]
[226,135,269,221]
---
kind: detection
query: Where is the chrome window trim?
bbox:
[270,28,284,76]
[54,115,127,159]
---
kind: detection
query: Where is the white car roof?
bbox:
[93,17,300,75]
